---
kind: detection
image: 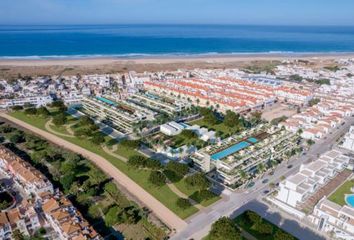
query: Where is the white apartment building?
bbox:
[160,121,186,136]
[0,95,53,109]
[342,126,354,152]
[310,197,354,240]
[275,150,349,208]
[82,96,151,134]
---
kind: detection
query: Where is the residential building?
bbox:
[309,197,354,240]
[342,126,354,152]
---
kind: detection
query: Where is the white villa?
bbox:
[342,126,354,152]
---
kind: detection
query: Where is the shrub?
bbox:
[145,158,162,170]
[209,217,241,240]
[11,105,23,111]
[9,133,25,144]
[148,171,166,186]
[166,161,189,176]
[176,198,191,209]
[91,133,105,145]
[24,107,37,115]
[52,113,67,126]
[255,222,273,235]
[127,155,147,168]
[185,173,210,190]
[37,106,50,116]
[246,211,262,224]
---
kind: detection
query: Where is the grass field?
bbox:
[174,179,221,207]
[328,179,354,206]
[9,111,199,219]
[189,118,239,137]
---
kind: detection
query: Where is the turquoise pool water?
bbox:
[247,137,258,143]
[96,97,117,106]
[346,195,354,207]
[211,137,258,161]
[211,141,250,160]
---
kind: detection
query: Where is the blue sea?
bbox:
[0,25,354,59]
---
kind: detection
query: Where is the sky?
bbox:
[1,0,354,26]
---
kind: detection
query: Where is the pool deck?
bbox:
[211,137,258,161]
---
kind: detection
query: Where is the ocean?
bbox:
[0,24,354,59]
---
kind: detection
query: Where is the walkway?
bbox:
[45,118,74,138]
[165,178,204,210]
[101,145,128,163]
[0,113,187,232]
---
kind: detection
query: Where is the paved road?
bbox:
[0,113,187,232]
[171,116,354,240]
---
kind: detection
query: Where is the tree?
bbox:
[289,74,303,82]
[12,229,25,240]
[37,106,50,116]
[209,217,241,240]
[79,116,94,126]
[176,198,191,209]
[51,100,65,108]
[185,173,210,190]
[180,129,198,139]
[9,133,25,144]
[12,105,23,111]
[127,155,147,168]
[145,158,162,170]
[60,159,78,174]
[24,107,37,115]
[246,211,262,224]
[148,171,166,186]
[91,133,105,145]
[274,230,295,240]
[104,205,121,227]
[308,98,320,107]
[52,113,67,126]
[166,161,189,176]
[224,110,240,128]
[60,173,75,191]
[255,222,273,235]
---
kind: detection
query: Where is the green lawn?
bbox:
[9,111,198,219]
[328,180,354,206]
[114,144,143,159]
[189,118,239,137]
[174,179,221,207]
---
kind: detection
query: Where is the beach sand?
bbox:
[0,53,353,79]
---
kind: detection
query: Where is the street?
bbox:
[171,116,354,240]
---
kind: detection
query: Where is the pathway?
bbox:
[45,118,74,138]
[101,145,128,163]
[165,178,204,210]
[1,113,187,232]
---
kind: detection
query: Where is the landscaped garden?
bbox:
[8,104,220,219]
[0,122,168,240]
[205,210,297,240]
[328,179,354,206]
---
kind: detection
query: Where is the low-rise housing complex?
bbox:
[191,124,300,186]
[0,145,100,240]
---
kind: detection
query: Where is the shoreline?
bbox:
[1,52,354,67]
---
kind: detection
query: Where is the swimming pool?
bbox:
[345,194,354,208]
[211,141,250,160]
[96,96,117,106]
[247,137,258,143]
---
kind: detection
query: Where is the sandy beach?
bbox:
[0,53,353,79]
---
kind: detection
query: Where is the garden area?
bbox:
[7,103,220,219]
[0,123,168,239]
[205,211,296,240]
[189,108,249,139]
[328,179,354,206]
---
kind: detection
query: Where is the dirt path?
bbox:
[101,145,128,163]
[165,179,204,210]
[45,118,75,138]
[65,122,76,135]
[1,113,187,232]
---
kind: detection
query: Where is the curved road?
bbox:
[0,113,187,232]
